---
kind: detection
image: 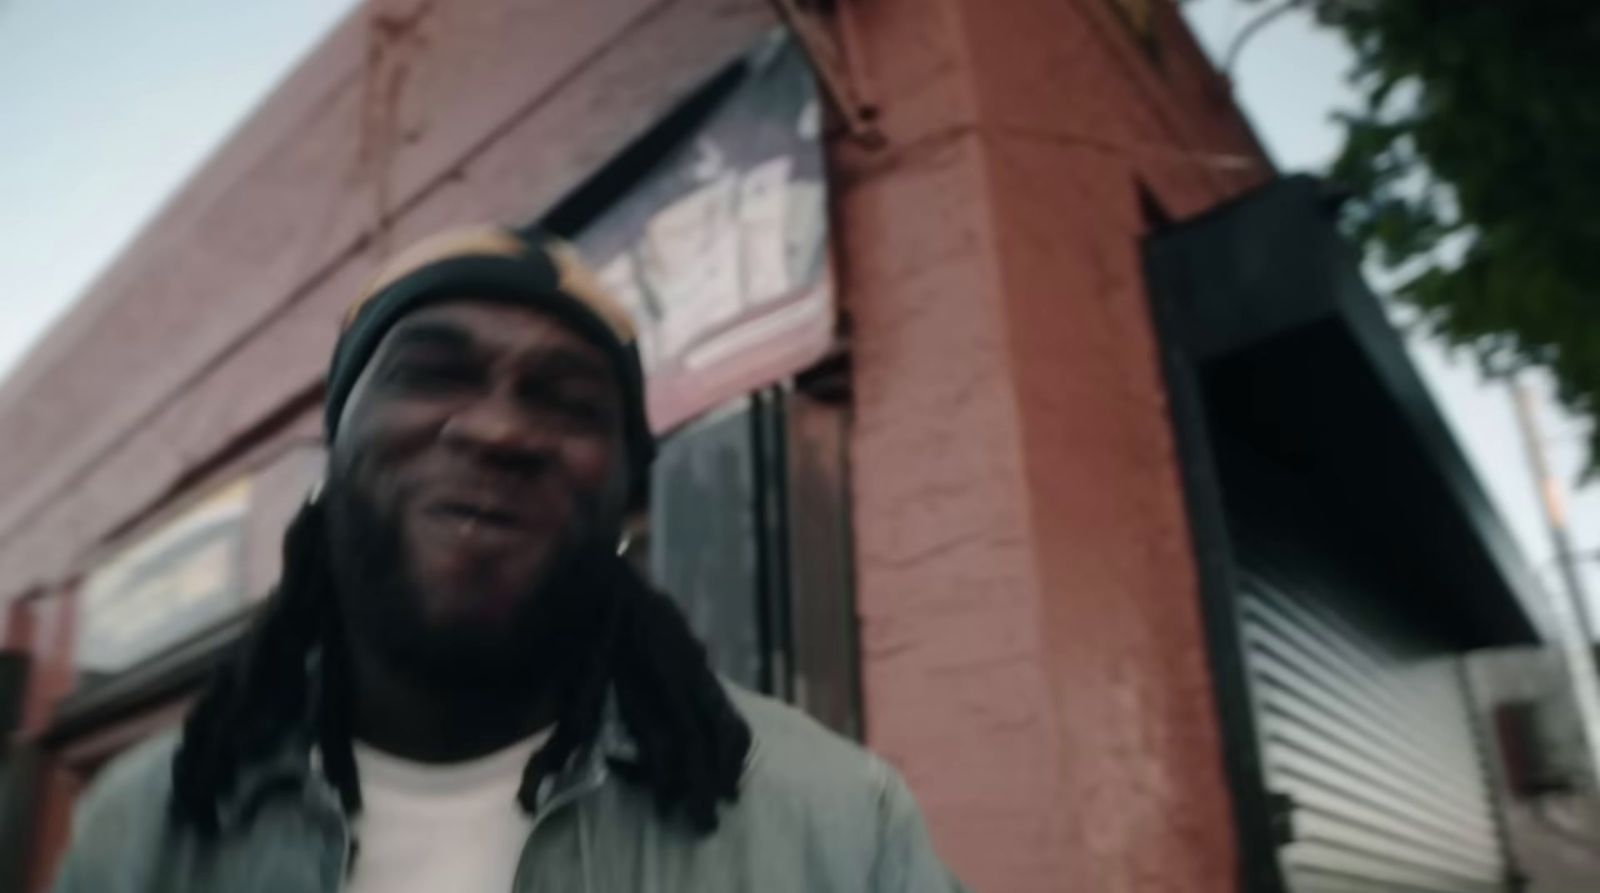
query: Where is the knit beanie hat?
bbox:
[323,225,654,489]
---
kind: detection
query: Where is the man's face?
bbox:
[326,300,630,680]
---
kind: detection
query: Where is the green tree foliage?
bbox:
[1245,0,1600,463]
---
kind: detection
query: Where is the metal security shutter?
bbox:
[1239,542,1511,893]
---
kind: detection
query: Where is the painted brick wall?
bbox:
[832,0,1268,889]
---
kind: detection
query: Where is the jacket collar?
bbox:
[215,673,644,831]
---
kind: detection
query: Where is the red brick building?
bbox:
[0,2,1551,892]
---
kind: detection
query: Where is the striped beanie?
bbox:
[323,225,654,488]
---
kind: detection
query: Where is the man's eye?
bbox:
[559,396,611,423]
[550,391,608,421]
[519,382,614,426]
[384,360,478,391]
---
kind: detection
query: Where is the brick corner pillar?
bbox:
[830,1,1243,890]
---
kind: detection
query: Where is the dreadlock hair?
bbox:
[172,495,751,836]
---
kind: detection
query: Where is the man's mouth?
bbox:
[421,498,533,545]
[430,500,522,527]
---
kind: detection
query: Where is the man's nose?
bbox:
[438,393,552,466]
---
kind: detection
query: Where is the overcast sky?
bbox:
[0,0,1594,634]
[0,0,357,383]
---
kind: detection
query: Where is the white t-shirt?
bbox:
[345,729,552,893]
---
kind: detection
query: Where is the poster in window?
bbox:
[76,479,252,678]
[574,34,832,434]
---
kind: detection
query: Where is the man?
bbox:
[52,226,963,892]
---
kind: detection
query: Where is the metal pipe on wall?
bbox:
[1509,374,1600,792]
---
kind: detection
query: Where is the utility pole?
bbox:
[1509,374,1600,790]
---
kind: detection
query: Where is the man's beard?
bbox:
[319,471,616,692]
